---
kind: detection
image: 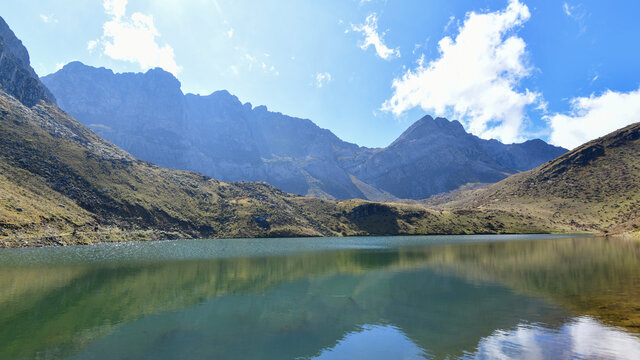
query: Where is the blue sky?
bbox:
[2,0,639,149]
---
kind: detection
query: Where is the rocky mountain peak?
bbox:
[0,16,55,106]
[142,67,182,90]
[43,61,569,201]
[391,115,467,146]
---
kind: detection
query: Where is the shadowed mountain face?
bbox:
[43,63,567,200]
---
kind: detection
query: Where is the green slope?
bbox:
[0,87,557,247]
[437,122,640,234]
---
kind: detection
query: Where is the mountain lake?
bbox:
[1,234,639,359]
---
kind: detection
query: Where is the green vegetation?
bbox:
[1,78,639,246]
[433,122,640,235]
[0,90,558,247]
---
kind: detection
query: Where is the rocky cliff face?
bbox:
[344,116,568,199]
[43,63,567,200]
[44,63,368,199]
[0,16,55,107]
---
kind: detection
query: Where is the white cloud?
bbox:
[382,0,539,144]
[87,40,98,53]
[351,13,400,60]
[315,72,332,88]
[104,0,127,18]
[39,14,58,24]
[563,2,573,16]
[226,28,234,38]
[90,0,181,76]
[547,87,640,149]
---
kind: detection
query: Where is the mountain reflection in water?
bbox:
[0,235,639,359]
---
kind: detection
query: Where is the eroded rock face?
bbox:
[42,63,568,200]
[343,115,568,199]
[0,16,55,107]
[43,63,367,199]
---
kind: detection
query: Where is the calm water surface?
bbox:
[1,234,639,359]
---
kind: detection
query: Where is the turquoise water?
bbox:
[1,235,639,359]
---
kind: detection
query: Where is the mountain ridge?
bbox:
[42,62,567,200]
[0,17,55,106]
[2,15,638,247]
[0,17,554,247]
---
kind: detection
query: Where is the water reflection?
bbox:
[315,317,640,360]
[467,317,640,360]
[0,235,639,359]
[313,325,427,360]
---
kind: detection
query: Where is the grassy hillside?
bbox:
[3,83,639,246]
[436,122,640,234]
[0,90,557,247]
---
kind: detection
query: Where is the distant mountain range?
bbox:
[42,63,567,200]
[2,16,552,246]
[2,15,637,247]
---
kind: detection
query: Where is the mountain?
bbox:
[42,63,567,200]
[0,17,551,246]
[344,115,567,199]
[42,63,367,200]
[0,17,55,106]
[437,121,640,234]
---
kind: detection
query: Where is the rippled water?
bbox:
[1,235,639,359]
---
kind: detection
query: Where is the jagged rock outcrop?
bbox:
[43,63,567,200]
[44,63,368,199]
[0,16,55,106]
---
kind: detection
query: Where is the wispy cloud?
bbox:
[443,16,456,32]
[39,14,58,24]
[351,13,400,60]
[563,2,588,35]
[315,72,332,88]
[241,52,278,75]
[382,0,540,144]
[88,0,181,76]
[223,20,234,39]
[547,87,640,149]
